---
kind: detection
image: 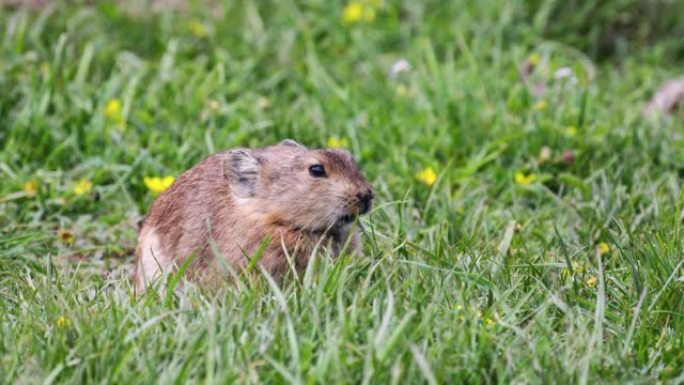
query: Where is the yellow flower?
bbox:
[514,172,537,186]
[343,2,363,23]
[73,179,93,196]
[144,176,175,194]
[585,275,598,288]
[597,242,610,255]
[395,84,409,97]
[105,99,122,120]
[327,136,349,148]
[256,97,271,110]
[533,100,547,111]
[189,19,208,38]
[485,317,496,327]
[416,167,437,187]
[527,53,541,66]
[23,180,38,197]
[560,260,590,280]
[565,125,578,137]
[342,1,375,23]
[56,315,71,329]
[208,99,220,112]
[57,229,75,246]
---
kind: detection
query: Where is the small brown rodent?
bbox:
[134,140,373,291]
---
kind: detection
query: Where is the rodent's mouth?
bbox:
[337,214,358,225]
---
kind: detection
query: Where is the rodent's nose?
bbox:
[356,190,373,215]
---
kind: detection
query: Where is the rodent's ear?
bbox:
[278,139,305,149]
[224,149,261,197]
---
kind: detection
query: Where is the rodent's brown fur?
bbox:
[134,140,373,291]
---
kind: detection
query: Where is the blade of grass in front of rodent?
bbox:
[164,251,198,306]
[241,235,272,276]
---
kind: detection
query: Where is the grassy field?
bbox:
[1,1,684,383]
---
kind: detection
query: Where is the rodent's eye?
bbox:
[309,164,326,178]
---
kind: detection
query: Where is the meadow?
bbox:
[1,1,684,383]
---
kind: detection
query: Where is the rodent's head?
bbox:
[224,139,373,232]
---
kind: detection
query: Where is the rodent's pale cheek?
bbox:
[275,183,347,230]
[274,192,325,228]
[331,193,352,218]
[306,195,338,221]
[302,189,345,228]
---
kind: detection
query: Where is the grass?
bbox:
[1,1,684,383]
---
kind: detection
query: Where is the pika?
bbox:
[134,140,373,291]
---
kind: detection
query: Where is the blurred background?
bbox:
[3,2,684,383]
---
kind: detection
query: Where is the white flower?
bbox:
[389,59,411,79]
[554,66,578,85]
[553,67,573,80]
